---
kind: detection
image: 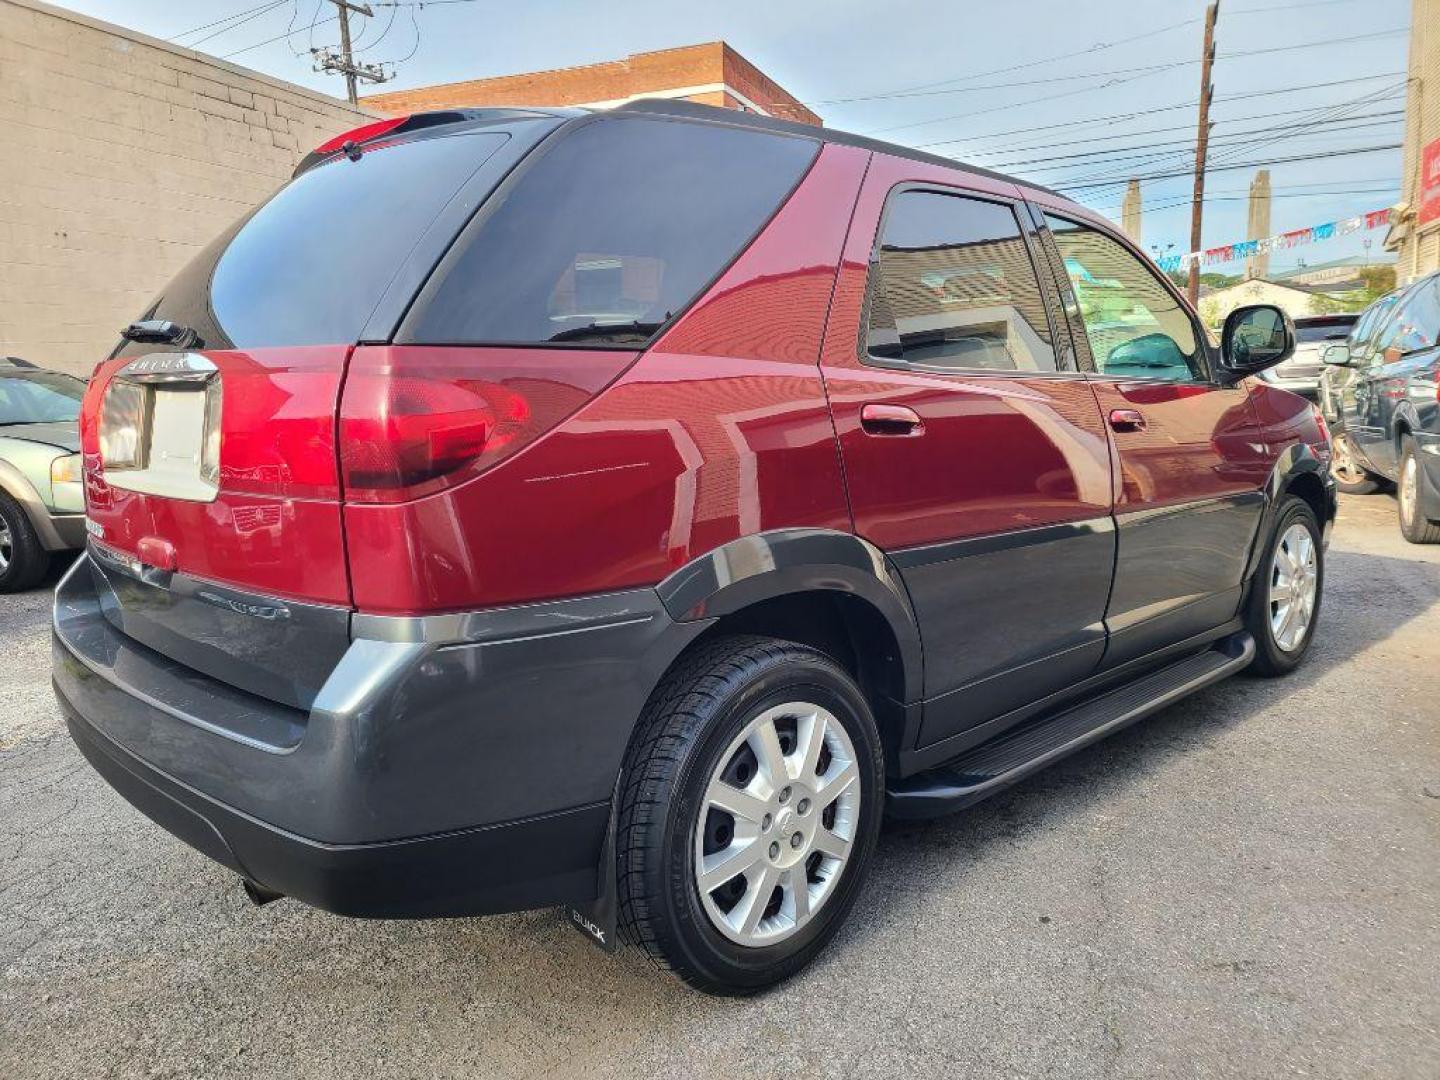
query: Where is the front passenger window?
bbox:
[1045,214,1205,382]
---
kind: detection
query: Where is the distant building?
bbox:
[1271,254,1397,288]
[1121,180,1142,246]
[1199,277,1359,326]
[363,42,820,126]
[1244,170,1271,281]
[1385,0,1440,281]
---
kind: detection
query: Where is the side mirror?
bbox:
[1218,304,1295,384]
[1322,343,1352,367]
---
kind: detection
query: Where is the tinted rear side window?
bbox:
[1294,322,1353,344]
[120,132,509,354]
[866,191,1054,372]
[402,117,819,347]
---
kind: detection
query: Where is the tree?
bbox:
[1356,265,1397,303]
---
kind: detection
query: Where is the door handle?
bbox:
[1108,408,1147,433]
[860,403,925,436]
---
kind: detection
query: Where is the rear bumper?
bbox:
[53,554,707,917]
[43,511,86,551]
[59,693,607,918]
[1416,432,1440,521]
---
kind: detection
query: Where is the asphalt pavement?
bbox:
[1,493,1437,1079]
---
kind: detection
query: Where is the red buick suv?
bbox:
[53,101,1335,994]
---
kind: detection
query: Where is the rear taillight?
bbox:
[1310,406,1332,463]
[338,346,634,504]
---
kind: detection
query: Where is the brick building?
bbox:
[1386,0,1440,281]
[363,42,820,126]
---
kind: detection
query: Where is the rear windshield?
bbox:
[119,132,509,354]
[1295,322,1354,344]
[401,116,820,347]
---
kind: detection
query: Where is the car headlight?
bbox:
[50,452,83,485]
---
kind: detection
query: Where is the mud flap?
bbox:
[565,778,619,953]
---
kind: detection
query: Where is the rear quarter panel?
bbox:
[343,142,871,614]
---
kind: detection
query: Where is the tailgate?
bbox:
[81,345,352,710]
[71,121,547,707]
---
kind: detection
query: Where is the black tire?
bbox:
[1329,431,1382,495]
[1244,495,1323,677]
[616,635,884,995]
[0,490,50,593]
[1398,438,1440,545]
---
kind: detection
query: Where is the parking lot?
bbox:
[0,493,1436,1079]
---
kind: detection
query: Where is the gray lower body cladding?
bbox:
[52,554,710,917]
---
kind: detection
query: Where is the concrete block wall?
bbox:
[0,0,369,374]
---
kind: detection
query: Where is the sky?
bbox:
[60,0,1414,275]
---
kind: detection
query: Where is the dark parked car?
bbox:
[0,357,86,591]
[1257,312,1357,399]
[1321,270,1440,542]
[53,102,1335,994]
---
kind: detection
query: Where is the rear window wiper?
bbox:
[545,320,666,345]
[121,319,202,348]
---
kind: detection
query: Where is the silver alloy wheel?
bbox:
[694,701,860,947]
[1269,521,1318,652]
[1401,453,1419,527]
[0,518,10,574]
[1330,433,1367,485]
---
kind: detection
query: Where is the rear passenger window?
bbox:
[403,117,819,347]
[1378,278,1440,360]
[865,191,1055,372]
[1045,214,1205,383]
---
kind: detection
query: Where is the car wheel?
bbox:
[1329,431,1381,495]
[1397,438,1440,544]
[0,490,50,593]
[617,635,884,995]
[1245,495,1323,677]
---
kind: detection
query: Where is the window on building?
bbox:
[1046,214,1206,382]
[865,191,1055,372]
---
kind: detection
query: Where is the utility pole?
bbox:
[315,0,388,106]
[1188,0,1219,308]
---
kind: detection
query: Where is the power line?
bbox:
[1057,143,1403,191]
[187,1,290,49]
[983,110,1403,172]
[1088,185,1401,215]
[1049,81,1406,187]
[801,17,1199,106]
[959,102,1406,161]
[222,12,336,57]
[168,1,284,41]
[865,28,1408,137]
[908,72,1407,150]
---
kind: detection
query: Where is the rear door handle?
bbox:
[1108,408,1147,433]
[860,403,925,436]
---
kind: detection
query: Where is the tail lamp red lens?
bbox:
[337,346,633,504]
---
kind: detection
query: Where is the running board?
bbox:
[886,632,1255,820]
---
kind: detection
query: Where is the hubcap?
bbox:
[693,701,860,947]
[0,518,11,574]
[1401,455,1418,526]
[1331,434,1365,485]
[1269,522,1318,653]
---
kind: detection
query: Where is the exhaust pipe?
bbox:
[242,879,285,906]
